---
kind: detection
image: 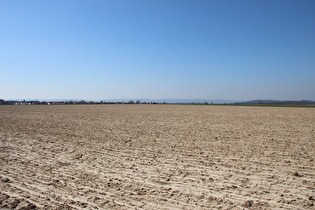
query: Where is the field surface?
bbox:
[0,105,315,209]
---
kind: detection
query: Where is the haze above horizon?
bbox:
[1,0,315,101]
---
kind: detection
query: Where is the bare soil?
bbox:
[0,105,314,209]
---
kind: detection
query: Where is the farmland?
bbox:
[0,105,314,209]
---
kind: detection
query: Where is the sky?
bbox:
[1,0,315,101]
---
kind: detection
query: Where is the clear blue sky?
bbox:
[1,0,315,101]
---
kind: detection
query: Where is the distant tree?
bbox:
[78,100,86,104]
[128,100,135,104]
[136,100,141,104]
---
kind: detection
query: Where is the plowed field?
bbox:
[0,105,314,209]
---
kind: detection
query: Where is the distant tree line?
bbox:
[0,99,215,106]
[0,99,164,105]
[1,99,314,106]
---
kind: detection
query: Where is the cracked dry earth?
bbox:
[0,104,314,209]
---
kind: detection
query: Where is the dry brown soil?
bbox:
[0,105,314,209]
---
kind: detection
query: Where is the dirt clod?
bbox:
[293,171,303,177]
[244,200,254,207]
[1,177,11,183]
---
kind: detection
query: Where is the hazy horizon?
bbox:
[2,97,315,104]
[1,0,315,101]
